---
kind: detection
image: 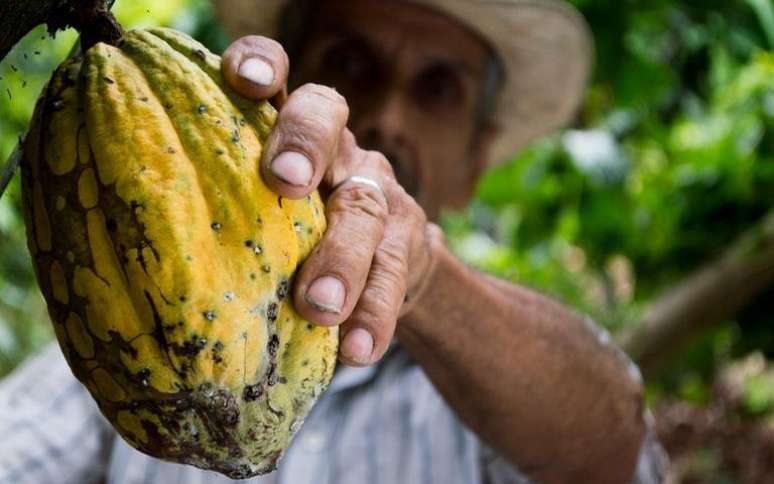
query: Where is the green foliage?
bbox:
[444,0,774,397]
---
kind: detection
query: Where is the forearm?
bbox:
[398,243,646,484]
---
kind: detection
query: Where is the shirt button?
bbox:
[300,429,327,453]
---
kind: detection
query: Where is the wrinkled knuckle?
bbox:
[303,83,349,114]
[280,114,329,155]
[362,150,395,178]
[324,233,373,266]
[381,177,412,215]
[357,297,394,330]
[376,243,409,277]
[333,183,389,223]
[408,197,427,224]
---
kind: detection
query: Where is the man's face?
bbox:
[290,0,495,220]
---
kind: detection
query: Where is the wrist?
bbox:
[400,223,446,319]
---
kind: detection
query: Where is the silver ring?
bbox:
[339,175,387,203]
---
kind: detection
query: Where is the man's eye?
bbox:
[413,64,464,110]
[323,43,370,80]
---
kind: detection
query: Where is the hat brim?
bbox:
[214,0,593,164]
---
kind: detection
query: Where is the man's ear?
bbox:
[469,123,500,182]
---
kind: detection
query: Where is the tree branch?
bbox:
[0,0,120,62]
[0,0,62,60]
[619,209,774,378]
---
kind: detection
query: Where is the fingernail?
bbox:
[342,328,374,364]
[271,151,313,187]
[305,276,345,314]
[238,57,275,86]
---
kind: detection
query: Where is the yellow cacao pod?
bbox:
[21,28,337,478]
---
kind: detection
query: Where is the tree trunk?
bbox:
[619,209,774,378]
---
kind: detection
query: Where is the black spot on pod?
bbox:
[268,334,279,356]
[267,363,279,386]
[172,334,207,358]
[244,240,254,248]
[231,465,254,480]
[203,310,216,321]
[276,279,290,300]
[243,384,263,401]
[103,76,115,84]
[197,104,207,114]
[262,265,271,274]
[212,341,224,363]
[137,368,151,387]
[211,222,222,231]
[130,200,145,213]
[195,384,239,427]
[266,303,278,322]
[195,49,206,61]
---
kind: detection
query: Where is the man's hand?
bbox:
[222,36,440,367]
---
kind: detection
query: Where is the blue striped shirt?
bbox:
[0,341,667,484]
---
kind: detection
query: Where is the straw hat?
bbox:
[213,0,593,164]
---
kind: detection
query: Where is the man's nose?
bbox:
[352,90,408,149]
[351,91,419,196]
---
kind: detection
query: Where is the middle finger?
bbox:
[292,169,390,327]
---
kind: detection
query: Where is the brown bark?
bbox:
[0,0,62,61]
[0,0,120,61]
[619,209,774,378]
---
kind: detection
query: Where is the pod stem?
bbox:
[49,0,124,51]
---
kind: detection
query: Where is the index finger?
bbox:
[221,35,289,100]
[260,84,350,199]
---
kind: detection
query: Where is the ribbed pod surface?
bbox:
[21,28,337,478]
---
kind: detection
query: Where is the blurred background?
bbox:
[1,0,773,482]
